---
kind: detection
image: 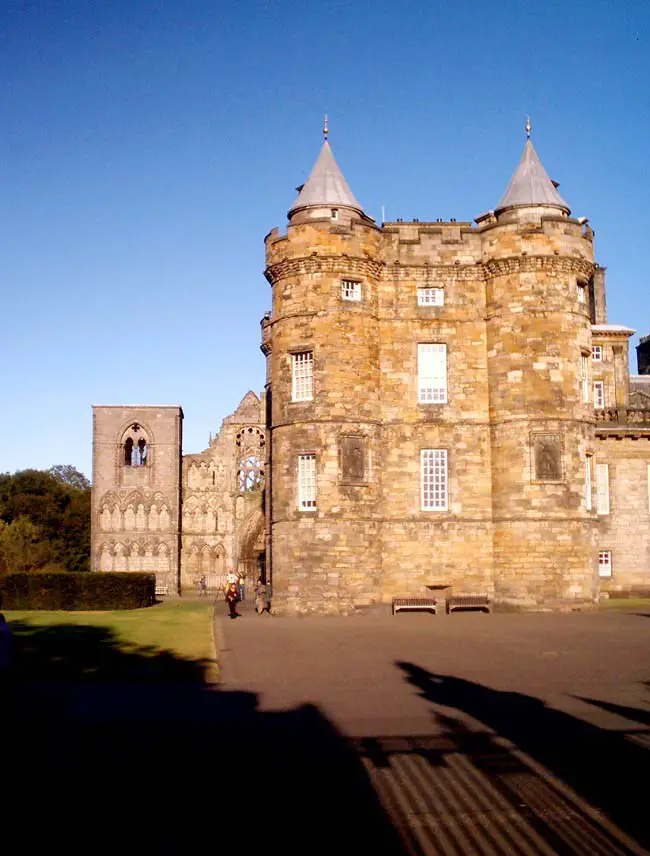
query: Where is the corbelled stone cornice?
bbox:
[265,254,383,285]
[484,255,595,280]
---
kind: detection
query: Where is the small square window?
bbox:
[592,345,603,362]
[341,280,361,302]
[577,284,586,304]
[598,550,612,578]
[417,287,444,306]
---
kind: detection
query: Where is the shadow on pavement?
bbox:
[390,661,649,854]
[1,621,408,854]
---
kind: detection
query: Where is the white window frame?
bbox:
[581,353,590,403]
[417,286,445,307]
[592,345,603,362]
[421,449,448,511]
[298,454,317,511]
[596,463,610,515]
[598,550,612,578]
[593,381,605,409]
[341,279,361,302]
[585,454,593,511]
[577,283,586,304]
[418,344,448,404]
[291,351,313,402]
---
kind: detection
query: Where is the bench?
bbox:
[447,594,491,614]
[392,597,437,615]
[155,585,169,597]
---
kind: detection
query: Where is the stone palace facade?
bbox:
[91,126,650,612]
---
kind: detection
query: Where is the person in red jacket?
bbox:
[225,583,239,619]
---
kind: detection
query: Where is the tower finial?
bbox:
[525,115,532,139]
[323,113,329,141]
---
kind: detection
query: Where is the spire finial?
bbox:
[323,113,329,141]
[525,115,532,139]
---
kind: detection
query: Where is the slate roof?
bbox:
[289,140,364,215]
[496,139,570,214]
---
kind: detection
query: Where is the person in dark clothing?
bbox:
[225,583,239,619]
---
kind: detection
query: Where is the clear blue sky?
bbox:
[2,0,649,480]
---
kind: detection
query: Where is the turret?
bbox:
[264,122,382,614]
[479,119,598,605]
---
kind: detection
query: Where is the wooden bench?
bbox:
[447,594,491,614]
[392,597,437,615]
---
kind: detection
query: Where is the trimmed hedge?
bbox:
[0,572,156,610]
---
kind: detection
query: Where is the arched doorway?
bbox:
[236,509,265,586]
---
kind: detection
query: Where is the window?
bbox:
[580,354,590,403]
[592,345,603,362]
[596,463,610,515]
[577,283,586,304]
[341,279,361,302]
[598,550,612,578]
[331,208,338,221]
[238,455,264,491]
[585,454,593,511]
[417,287,444,307]
[418,344,448,403]
[122,423,148,467]
[298,454,317,510]
[593,381,605,409]
[291,351,313,401]
[421,449,448,511]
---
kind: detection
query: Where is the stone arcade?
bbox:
[92,125,650,612]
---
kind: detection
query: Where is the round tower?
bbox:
[479,124,598,606]
[264,124,383,614]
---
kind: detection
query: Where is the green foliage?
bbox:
[0,572,155,610]
[0,468,91,573]
[48,464,91,491]
[0,517,53,572]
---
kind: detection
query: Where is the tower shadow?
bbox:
[395,660,650,851]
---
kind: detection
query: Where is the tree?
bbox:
[0,517,53,573]
[48,465,91,491]
[0,468,91,572]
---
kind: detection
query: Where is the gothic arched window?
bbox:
[121,423,150,468]
[238,454,264,492]
[235,426,265,492]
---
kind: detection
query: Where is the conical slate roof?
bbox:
[289,140,364,215]
[496,139,570,214]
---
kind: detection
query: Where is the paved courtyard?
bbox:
[216,605,650,854]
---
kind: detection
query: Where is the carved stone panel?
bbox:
[531,433,564,482]
[340,435,366,485]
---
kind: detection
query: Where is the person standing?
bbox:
[254,578,267,615]
[199,575,208,597]
[237,573,246,602]
[225,583,239,619]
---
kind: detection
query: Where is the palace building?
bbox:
[92,124,650,612]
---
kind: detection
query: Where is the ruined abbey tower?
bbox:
[92,123,650,611]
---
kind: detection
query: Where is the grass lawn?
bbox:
[599,597,650,610]
[4,599,217,683]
